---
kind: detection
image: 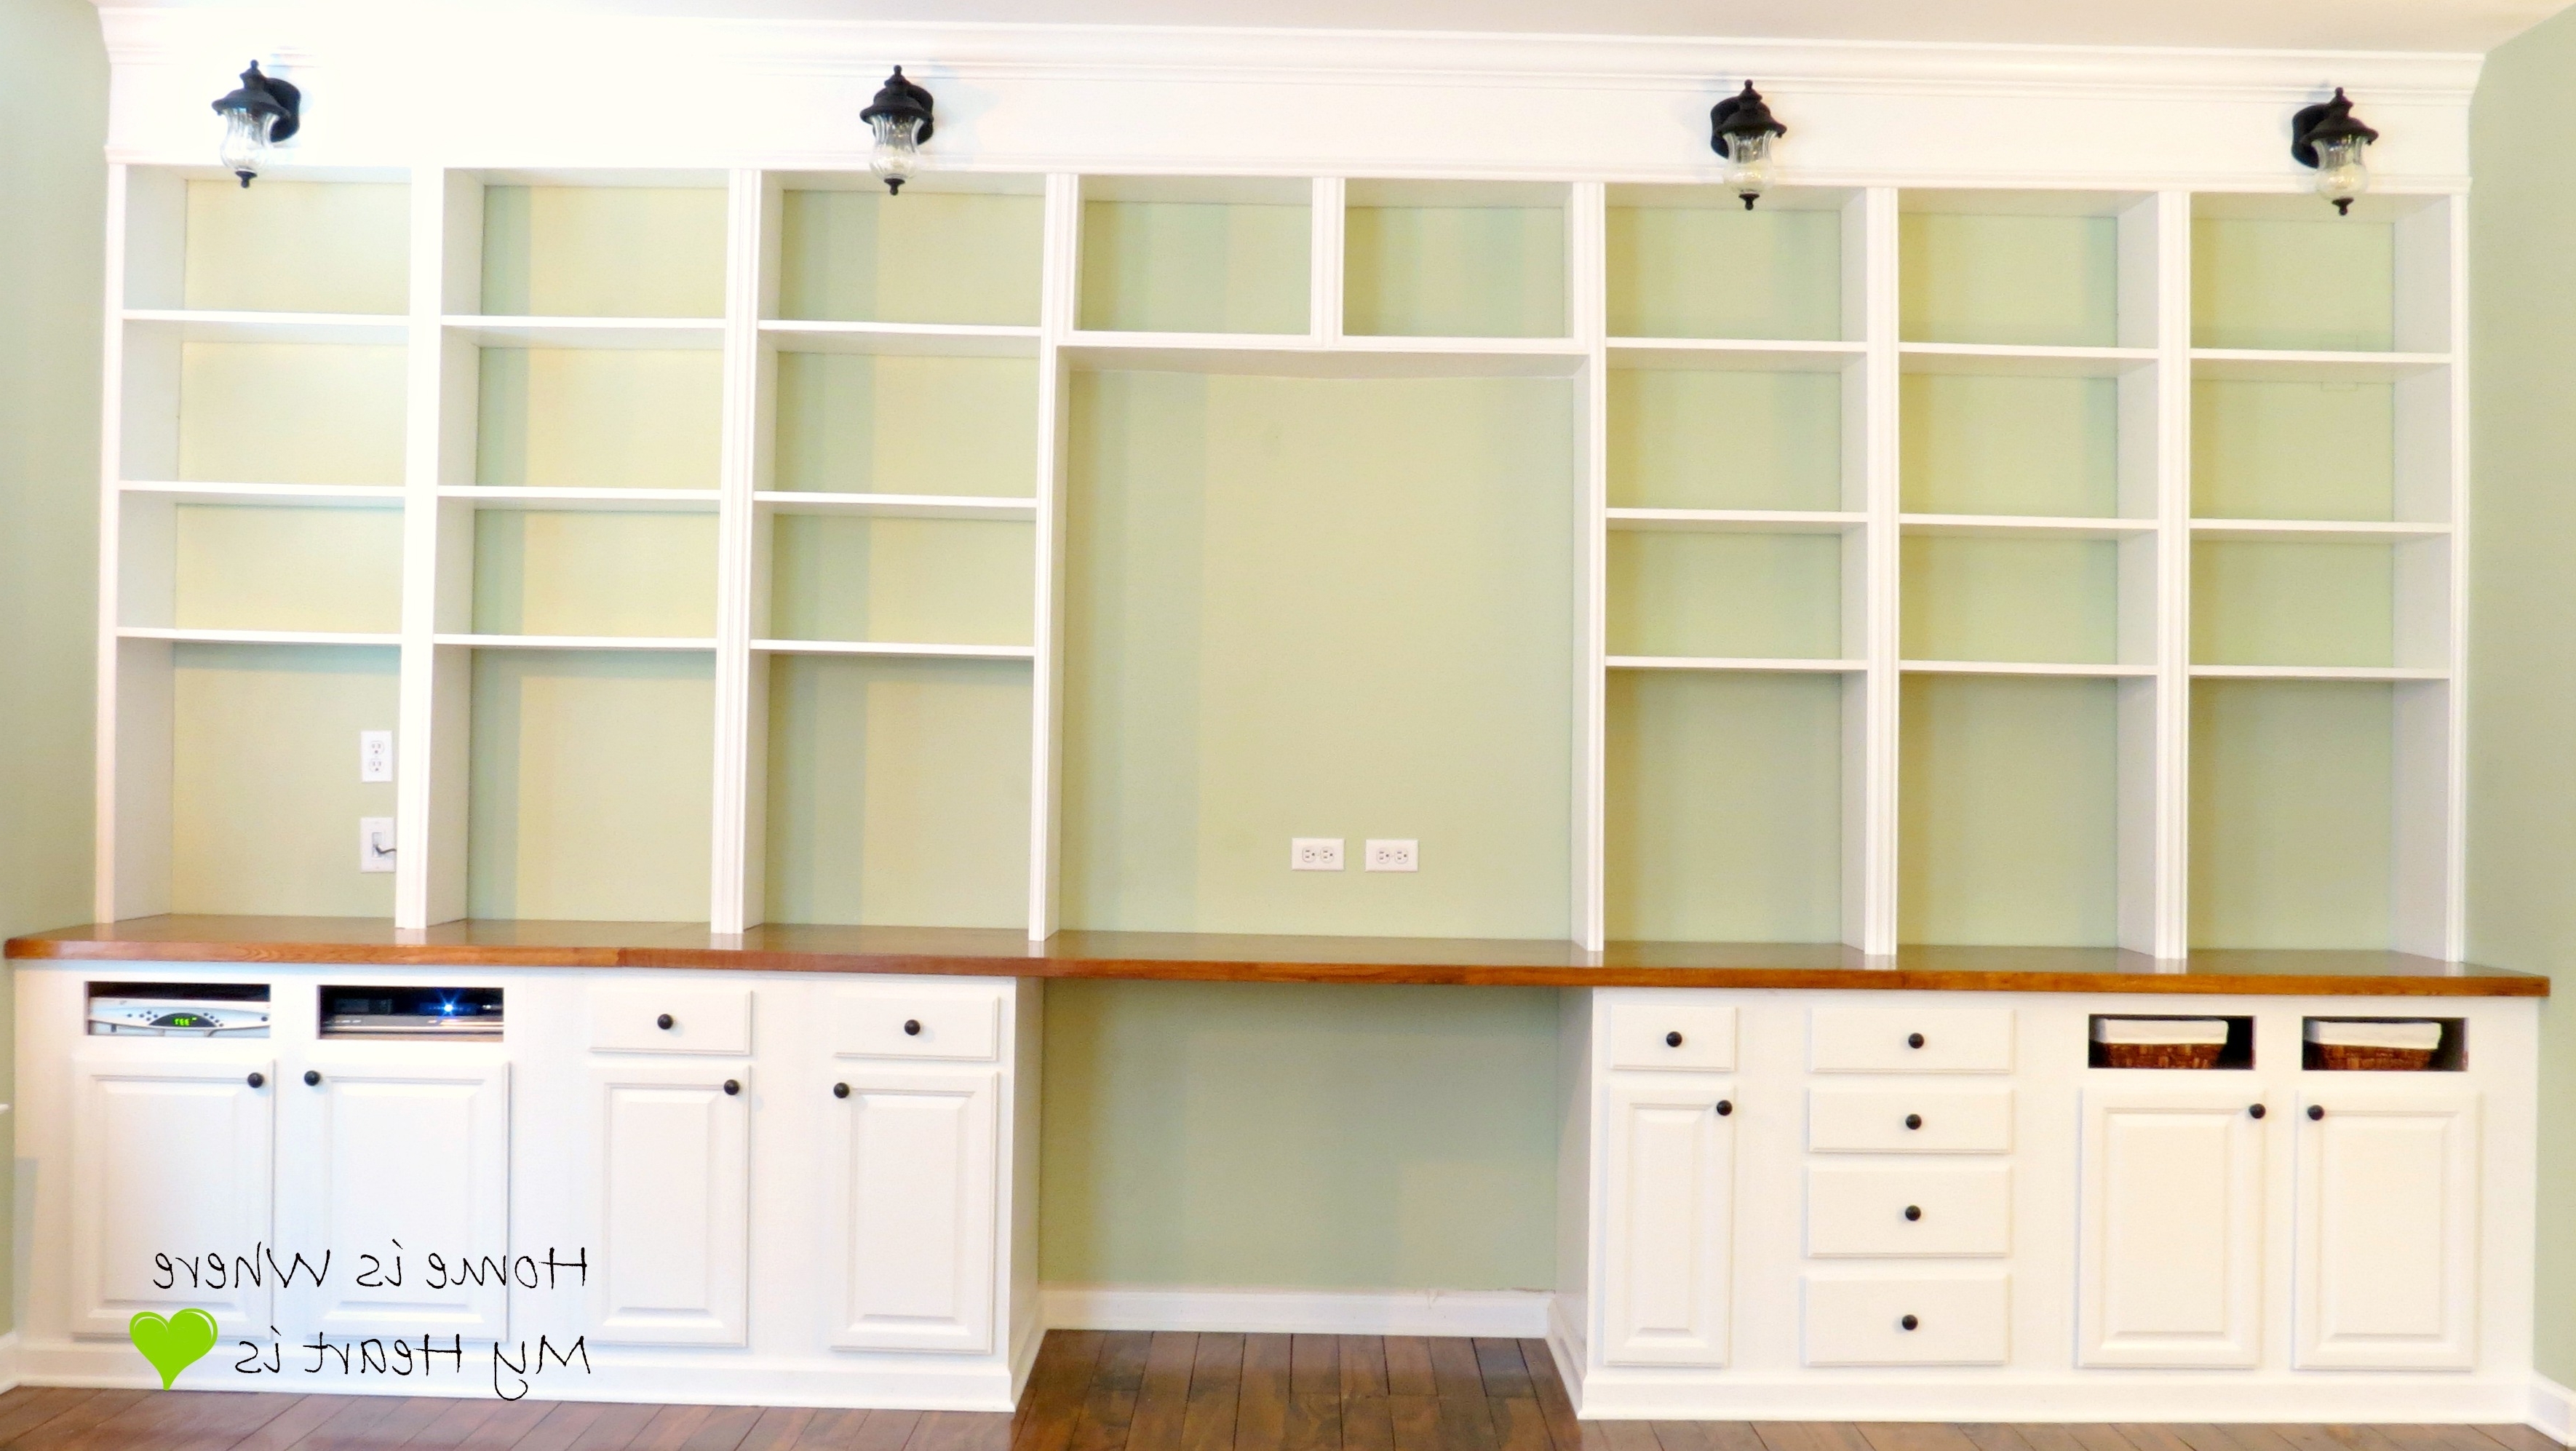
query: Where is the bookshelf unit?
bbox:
[90,161,2469,961]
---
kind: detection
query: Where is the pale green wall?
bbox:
[2470,6,2576,1385]
[0,0,107,1335]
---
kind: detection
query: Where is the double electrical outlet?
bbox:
[1292,838,1418,872]
[359,731,394,873]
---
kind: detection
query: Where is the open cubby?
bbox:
[2088,1016,2256,1070]
[466,648,715,921]
[773,175,1044,326]
[2187,538,2448,669]
[476,180,728,318]
[1344,180,1567,338]
[1606,361,1851,511]
[1899,193,2136,347]
[124,172,410,315]
[1604,669,1848,942]
[1901,534,2141,666]
[122,333,408,485]
[122,501,404,635]
[470,510,717,639]
[2192,375,2394,520]
[1077,178,1309,334]
[167,642,399,917]
[474,345,723,489]
[768,349,1038,496]
[763,514,1034,646]
[2302,1017,2465,1071]
[1605,186,1851,341]
[1899,372,2128,517]
[1607,528,1850,661]
[1900,673,2123,946]
[762,653,1033,927]
[2191,194,2449,354]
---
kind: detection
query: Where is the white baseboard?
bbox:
[2531,1372,2573,1444]
[1041,1285,1552,1338]
[0,1332,20,1394]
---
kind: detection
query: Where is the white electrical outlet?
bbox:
[1365,838,1419,872]
[359,818,396,872]
[359,730,394,782]
[1291,838,1345,871]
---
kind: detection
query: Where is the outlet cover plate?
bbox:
[1365,839,1419,872]
[1291,838,1344,871]
[359,730,394,783]
[359,817,396,873]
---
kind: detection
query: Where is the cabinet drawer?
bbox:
[1806,1166,2011,1257]
[1605,999,1736,1073]
[1808,1087,2014,1153]
[1803,1274,2009,1365]
[831,987,1004,1062]
[589,985,751,1054]
[1810,1006,2013,1073]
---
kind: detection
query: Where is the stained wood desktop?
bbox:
[4,916,2547,996]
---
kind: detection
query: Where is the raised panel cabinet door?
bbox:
[2294,1083,2479,1369]
[68,1053,277,1337]
[1599,1080,1734,1367]
[827,1070,1000,1353]
[2076,1086,2265,1367]
[275,1056,512,1342]
[583,1062,750,1346]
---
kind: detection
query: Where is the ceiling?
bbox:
[95,0,2576,55]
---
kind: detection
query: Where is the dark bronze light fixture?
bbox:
[212,60,300,188]
[861,67,935,194]
[2292,87,2378,215]
[1710,82,1787,210]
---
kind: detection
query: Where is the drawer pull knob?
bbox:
[1715,1100,1733,1117]
[833,1082,851,1099]
[1899,1314,1919,1332]
[1665,1030,1683,1048]
[2249,1104,2267,1119]
[2308,1104,2324,1121]
[723,1079,740,1096]
[303,1070,321,1086]
[1904,1113,1923,1130]
[657,1014,675,1030]
[1907,1032,1925,1049]
[904,1019,923,1037]
[1903,1204,1922,1222]
[246,1072,265,1089]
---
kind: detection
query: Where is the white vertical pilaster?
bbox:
[1028,172,1084,940]
[2152,189,2195,959]
[1859,186,1903,958]
[92,166,132,923]
[709,168,768,937]
[394,166,456,931]
[1570,180,1608,953]
[1310,176,1346,346]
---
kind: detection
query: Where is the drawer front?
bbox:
[590,985,751,1054]
[1803,1274,2010,1366]
[1808,1086,2014,1153]
[1806,1165,2011,1257]
[1605,999,1737,1073]
[1810,1006,2014,1073]
[831,987,1004,1063]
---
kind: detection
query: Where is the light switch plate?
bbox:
[1291,838,1344,871]
[359,730,394,782]
[1365,839,1419,872]
[359,817,396,872]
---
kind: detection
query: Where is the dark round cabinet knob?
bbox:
[1665,1030,1683,1048]
[656,1013,675,1030]
[833,1082,851,1099]
[2249,1104,2267,1119]
[1904,1113,1923,1131]
[303,1070,321,1086]
[723,1079,741,1096]
[2308,1104,2325,1121]
[1899,1314,1920,1332]
[1907,1032,1925,1049]
[1715,1100,1733,1117]
[246,1071,265,1089]
[1904,1204,1922,1222]
[904,1019,923,1037]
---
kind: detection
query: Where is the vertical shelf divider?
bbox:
[1030,172,1084,941]
[397,166,451,930]
[1569,181,1607,953]
[94,163,144,922]
[2147,190,2193,959]
[709,169,771,936]
[1858,187,1901,957]
[1309,177,1346,345]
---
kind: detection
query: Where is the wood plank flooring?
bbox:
[0,1334,2556,1451]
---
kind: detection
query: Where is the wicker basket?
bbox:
[2098,1040,2226,1070]
[2311,1043,2436,1071]
[2306,1019,2441,1071]
[2093,1017,2230,1070]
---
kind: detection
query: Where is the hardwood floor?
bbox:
[0,1334,2558,1451]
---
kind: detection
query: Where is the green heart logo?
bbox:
[128,1309,220,1389]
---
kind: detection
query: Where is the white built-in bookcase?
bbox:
[93,164,2466,958]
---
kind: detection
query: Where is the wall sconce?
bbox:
[861,67,935,194]
[212,60,300,188]
[1710,82,1787,210]
[2292,87,2377,215]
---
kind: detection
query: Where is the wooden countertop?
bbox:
[3,917,2548,996]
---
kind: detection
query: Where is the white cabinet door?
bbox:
[584,1062,750,1346]
[276,1056,512,1340]
[826,1070,999,1353]
[2294,1083,2479,1369]
[2077,1085,2265,1367]
[1599,1080,1734,1367]
[68,1054,276,1337]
